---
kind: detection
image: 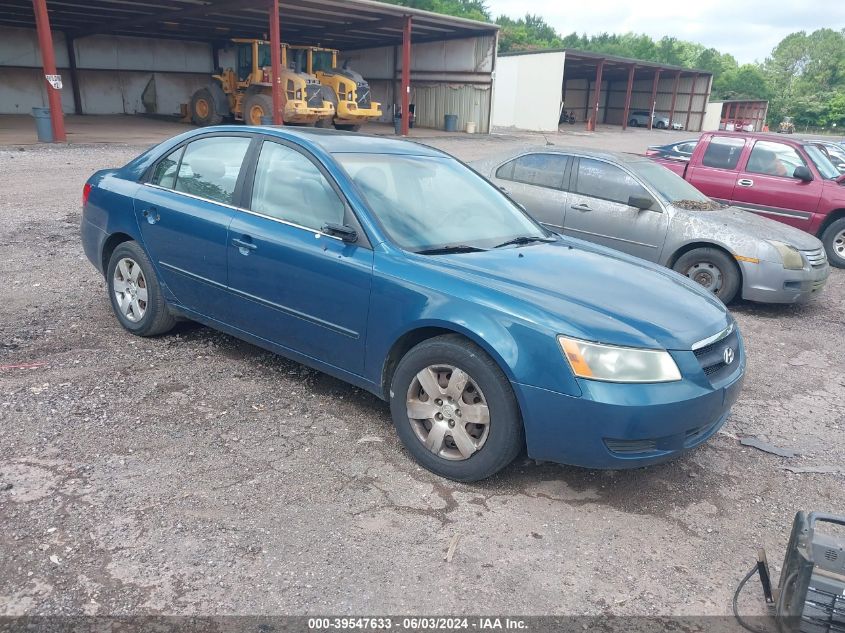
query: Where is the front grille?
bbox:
[604,438,658,455]
[356,82,371,109]
[801,247,827,268]
[306,84,323,108]
[694,328,740,384]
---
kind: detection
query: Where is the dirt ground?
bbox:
[1,121,844,618]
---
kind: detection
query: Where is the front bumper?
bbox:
[336,101,383,124]
[514,348,745,469]
[739,259,830,304]
[283,100,335,124]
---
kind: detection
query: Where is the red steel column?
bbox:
[32,0,66,142]
[401,15,412,136]
[621,64,635,130]
[589,60,604,131]
[684,73,698,131]
[668,70,680,128]
[269,0,283,125]
[647,69,661,130]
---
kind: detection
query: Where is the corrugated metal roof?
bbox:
[1,0,498,49]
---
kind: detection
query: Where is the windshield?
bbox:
[313,50,334,72]
[803,145,840,179]
[257,43,271,68]
[629,160,721,209]
[335,153,550,252]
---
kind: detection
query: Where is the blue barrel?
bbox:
[260,115,274,125]
[31,107,53,143]
[444,114,458,132]
[394,117,402,135]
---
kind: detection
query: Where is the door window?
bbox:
[701,136,745,169]
[575,158,648,205]
[746,140,806,178]
[237,44,253,81]
[150,147,184,189]
[173,136,251,205]
[250,141,345,231]
[495,154,568,190]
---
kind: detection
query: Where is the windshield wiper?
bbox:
[493,235,556,249]
[415,244,487,255]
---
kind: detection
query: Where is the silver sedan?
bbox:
[472,147,830,304]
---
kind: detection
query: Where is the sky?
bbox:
[485,0,845,64]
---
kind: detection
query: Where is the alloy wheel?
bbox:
[406,364,490,461]
[113,257,148,322]
[834,228,845,258]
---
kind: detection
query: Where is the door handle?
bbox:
[571,203,592,212]
[142,207,160,224]
[499,185,509,194]
[737,178,754,187]
[232,237,257,255]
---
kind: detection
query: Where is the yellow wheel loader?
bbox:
[288,45,383,131]
[189,39,334,127]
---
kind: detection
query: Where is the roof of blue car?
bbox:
[194,125,446,157]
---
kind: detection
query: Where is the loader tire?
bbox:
[191,88,223,127]
[244,93,274,126]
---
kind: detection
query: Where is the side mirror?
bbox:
[793,166,814,182]
[322,222,358,243]
[628,194,656,210]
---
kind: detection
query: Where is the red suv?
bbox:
[650,132,845,267]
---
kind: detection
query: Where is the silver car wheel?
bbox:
[406,364,490,461]
[685,261,724,293]
[112,257,148,322]
[834,228,845,257]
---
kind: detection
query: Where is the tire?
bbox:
[315,118,333,128]
[672,247,741,304]
[821,218,845,268]
[655,121,666,129]
[334,123,362,132]
[389,334,523,481]
[190,88,223,127]
[629,119,638,128]
[106,241,176,337]
[243,92,273,126]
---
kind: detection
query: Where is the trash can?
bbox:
[393,117,402,135]
[444,114,458,132]
[31,107,53,143]
[466,121,477,134]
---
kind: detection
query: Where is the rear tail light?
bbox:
[82,182,92,206]
[645,149,659,156]
[262,70,270,82]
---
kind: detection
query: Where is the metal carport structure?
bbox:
[0,0,499,142]
[492,48,713,133]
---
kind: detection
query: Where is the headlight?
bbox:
[769,241,804,270]
[558,336,682,383]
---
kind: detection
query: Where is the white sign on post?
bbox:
[46,74,63,89]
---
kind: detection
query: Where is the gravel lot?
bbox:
[1,128,844,617]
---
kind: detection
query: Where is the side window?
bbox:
[495,159,516,180]
[174,136,251,205]
[237,44,253,81]
[575,158,647,205]
[511,154,567,189]
[150,147,184,189]
[677,142,696,155]
[701,137,745,170]
[250,141,345,231]
[745,140,806,178]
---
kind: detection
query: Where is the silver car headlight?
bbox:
[558,336,682,383]
[769,241,804,270]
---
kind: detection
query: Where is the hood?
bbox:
[677,205,823,251]
[416,239,730,351]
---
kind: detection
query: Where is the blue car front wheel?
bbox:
[389,334,524,481]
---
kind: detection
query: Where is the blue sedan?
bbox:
[80,126,745,481]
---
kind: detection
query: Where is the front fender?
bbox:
[365,253,582,398]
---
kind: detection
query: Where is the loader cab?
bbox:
[233,39,272,84]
